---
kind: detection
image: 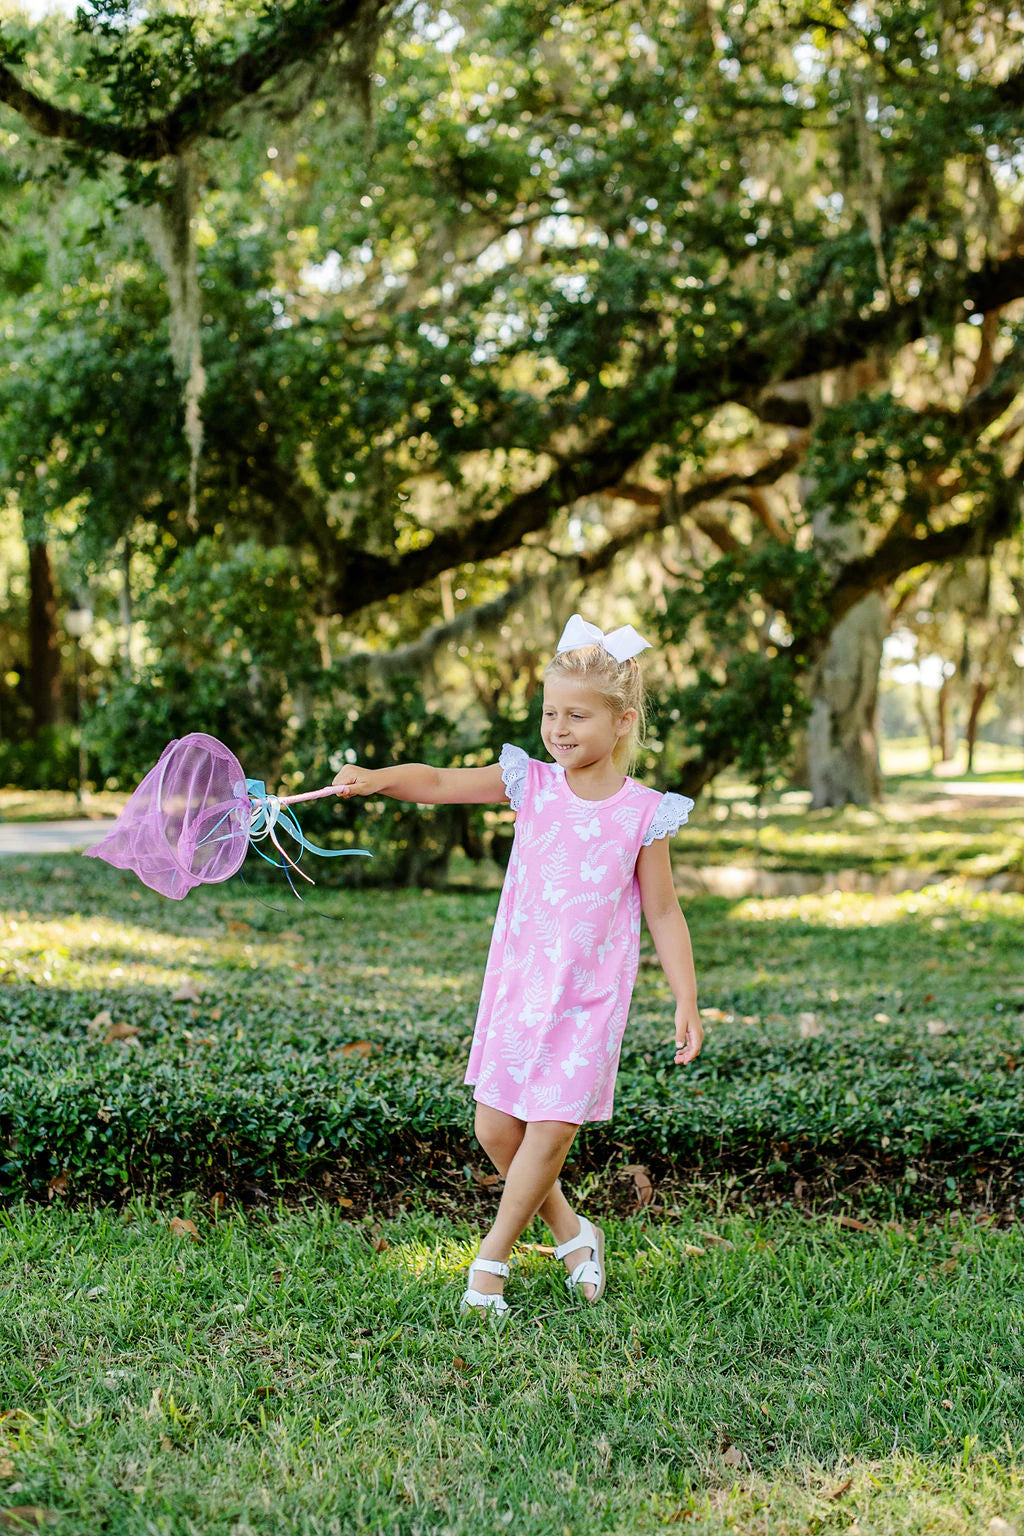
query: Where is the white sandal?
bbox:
[460,1256,511,1317]
[554,1216,606,1303]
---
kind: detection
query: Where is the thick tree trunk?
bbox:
[807,591,886,807]
[801,363,887,807]
[27,536,62,732]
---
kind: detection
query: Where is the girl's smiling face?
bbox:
[541,676,635,770]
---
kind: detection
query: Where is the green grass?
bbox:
[0,1201,1022,1535]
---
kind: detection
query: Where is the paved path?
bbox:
[0,819,115,855]
[924,780,1023,797]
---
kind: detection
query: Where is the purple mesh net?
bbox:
[84,733,252,899]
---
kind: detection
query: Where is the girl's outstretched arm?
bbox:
[332,761,506,805]
[636,835,703,1065]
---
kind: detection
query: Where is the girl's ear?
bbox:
[615,707,638,739]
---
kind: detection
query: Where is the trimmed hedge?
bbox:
[2,863,1023,1207]
[2,1012,1022,1204]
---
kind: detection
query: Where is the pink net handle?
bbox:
[275,784,346,807]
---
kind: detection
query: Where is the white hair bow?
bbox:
[556,613,651,663]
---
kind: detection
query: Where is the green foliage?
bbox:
[1,0,1021,796]
[652,547,831,789]
[290,675,475,886]
[1,862,1022,1206]
[803,395,1009,534]
[0,723,78,792]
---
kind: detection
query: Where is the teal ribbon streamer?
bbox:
[244,778,371,865]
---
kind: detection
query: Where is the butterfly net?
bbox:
[84,733,252,899]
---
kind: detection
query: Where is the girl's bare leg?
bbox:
[472,1105,599,1300]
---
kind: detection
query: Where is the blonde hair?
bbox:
[544,643,647,774]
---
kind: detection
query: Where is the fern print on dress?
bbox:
[464,746,691,1123]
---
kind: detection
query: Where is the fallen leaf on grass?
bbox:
[941,1398,954,1410]
[340,1040,374,1057]
[835,1216,873,1233]
[87,1009,113,1033]
[46,1171,67,1202]
[468,1167,503,1188]
[721,1446,744,1469]
[926,1019,952,1035]
[270,1269,285,1284]
[798,1012,823,1038]
[0,1461,12,1479]
[169,1217,200,1242]
[337,1196,354,1208]
[209,1192,226,1214]
[621,1164,654,1207]
[683,1243,705,1257]
[452,1356,472,1373]
[104,1021,140,1044]
[253,1387,276,1400]
[989,1520,1019,1536]
[367,1228,389,1253]
[0,1509,59,1529]
[226,920,251,936]
[170,980,201,1003]
[823,1477,852,1500]
[697,1231,734,1249]
[700,1007,731,1023]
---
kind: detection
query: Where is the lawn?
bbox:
[1,803,1023,1533]
[0,1201,1021,1535]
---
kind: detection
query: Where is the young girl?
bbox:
[333,614,702,1316]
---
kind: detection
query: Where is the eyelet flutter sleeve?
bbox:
[641,790,694,846]
[498,743,530,810]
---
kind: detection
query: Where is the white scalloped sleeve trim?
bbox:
[498,743,530,810]
[641,791,694,846]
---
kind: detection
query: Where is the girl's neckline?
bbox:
[554,763,634,806]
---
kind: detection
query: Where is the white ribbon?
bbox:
[556,613,651,663]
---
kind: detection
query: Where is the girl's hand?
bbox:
[673,1004,703,1065]
[332,764,378,797]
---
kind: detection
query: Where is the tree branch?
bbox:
[0,0,387,161]
[346,444,805,676]
[825,475,1020,631]
[324,249,1024,615]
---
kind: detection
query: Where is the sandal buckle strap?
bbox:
[469,1257,510,1278]
[553,1217,596,1262]
[566,1259,602,1289]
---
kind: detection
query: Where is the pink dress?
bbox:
[464,744,694,1124]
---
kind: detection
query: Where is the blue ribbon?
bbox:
[244,778,372,866]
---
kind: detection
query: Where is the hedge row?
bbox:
[3,1029,1022,1204]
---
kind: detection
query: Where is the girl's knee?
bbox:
[525,1119,580,1158]
[474,1104,524,1150]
